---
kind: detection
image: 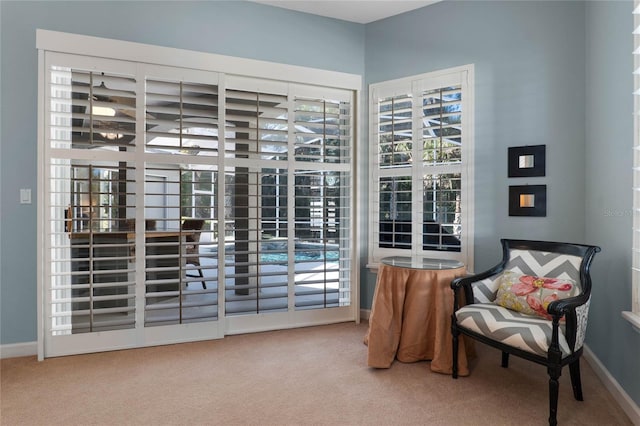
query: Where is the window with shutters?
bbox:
[368,66,474,269]
[39,31,358,356]
[627,2,640,329]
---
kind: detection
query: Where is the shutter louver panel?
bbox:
[224,167,290,315]
[422,173,462,251]
[50,68,137,151]
[422,86,462,165]
[294,170,349,309]
[374,93,414,252]
[378,176,413,250]
[224,89,289,161]
[420,84,463,253]
[222,82,353,314]
[294,98,351,164]
[378,94,413,169]
[49,160,137,334]
[145,79,219,156]
[143,163,219,326]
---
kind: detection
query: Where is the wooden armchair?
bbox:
[450,239,600,425]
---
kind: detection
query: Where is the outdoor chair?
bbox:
[182,219,206,289]
[450,239,600,426]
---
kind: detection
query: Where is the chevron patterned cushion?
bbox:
[504,249,582,282]
[472,276,501,303]
[494,271,578,320]
[455,303,572,357]
[471,249,583,304]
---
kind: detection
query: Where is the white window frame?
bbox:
[626,2,640,330]
[367,65,474,272]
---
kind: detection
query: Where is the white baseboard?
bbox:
[360,309,371,321]
[0,341,37,359]
[583,345,640,425]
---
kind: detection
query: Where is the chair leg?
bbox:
[548,366,561,426]
[569,359,583,401]
[501,351,509,368]
[451,319,459,379]
[185,262,206,289]
[198,267,206,289]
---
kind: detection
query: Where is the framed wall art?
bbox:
[509,185,547,217]
[508,145,546,178]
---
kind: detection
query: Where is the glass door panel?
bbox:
[50,160,137,335]
[143,164,219,326]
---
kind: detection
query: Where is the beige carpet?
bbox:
[0,321,632,425]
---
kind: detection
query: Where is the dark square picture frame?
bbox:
[509,185,547,217]
[508,145,546,177]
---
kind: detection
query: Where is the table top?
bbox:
[381,256,464,270]
[69,230,182,239]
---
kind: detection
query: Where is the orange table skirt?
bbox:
[364,263,475,376]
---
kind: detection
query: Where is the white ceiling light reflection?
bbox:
[92,105,123,140]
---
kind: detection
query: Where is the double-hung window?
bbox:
[368,65,474,269]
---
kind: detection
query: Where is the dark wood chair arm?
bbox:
[546,292,590,317]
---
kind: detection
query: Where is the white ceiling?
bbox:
[252,0,440,24]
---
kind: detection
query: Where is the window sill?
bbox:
[622,311,640,333]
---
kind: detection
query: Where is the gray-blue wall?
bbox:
[2,0,638,410]
[363,0,587,300]
[362,0,639,409]
[585,0,640,406]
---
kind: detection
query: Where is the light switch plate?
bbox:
[20,188,32,204]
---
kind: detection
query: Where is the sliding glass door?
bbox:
[40,45,355,357]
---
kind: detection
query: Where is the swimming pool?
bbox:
[212,240,341,263]
[260,250,339,263]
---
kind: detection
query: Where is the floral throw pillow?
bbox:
[494,271,578,320]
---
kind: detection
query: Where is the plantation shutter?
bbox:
[48,65,138,334]
[222,78,353,314]
[62,69,137,150]
[369,67,472,266]
[41,31,358,357]
[143,74,220,326]
[632,1,640,316]
[293,93,353,308]
[375,93,414,251]
[224,77,291,315]
[420,84,463,252]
